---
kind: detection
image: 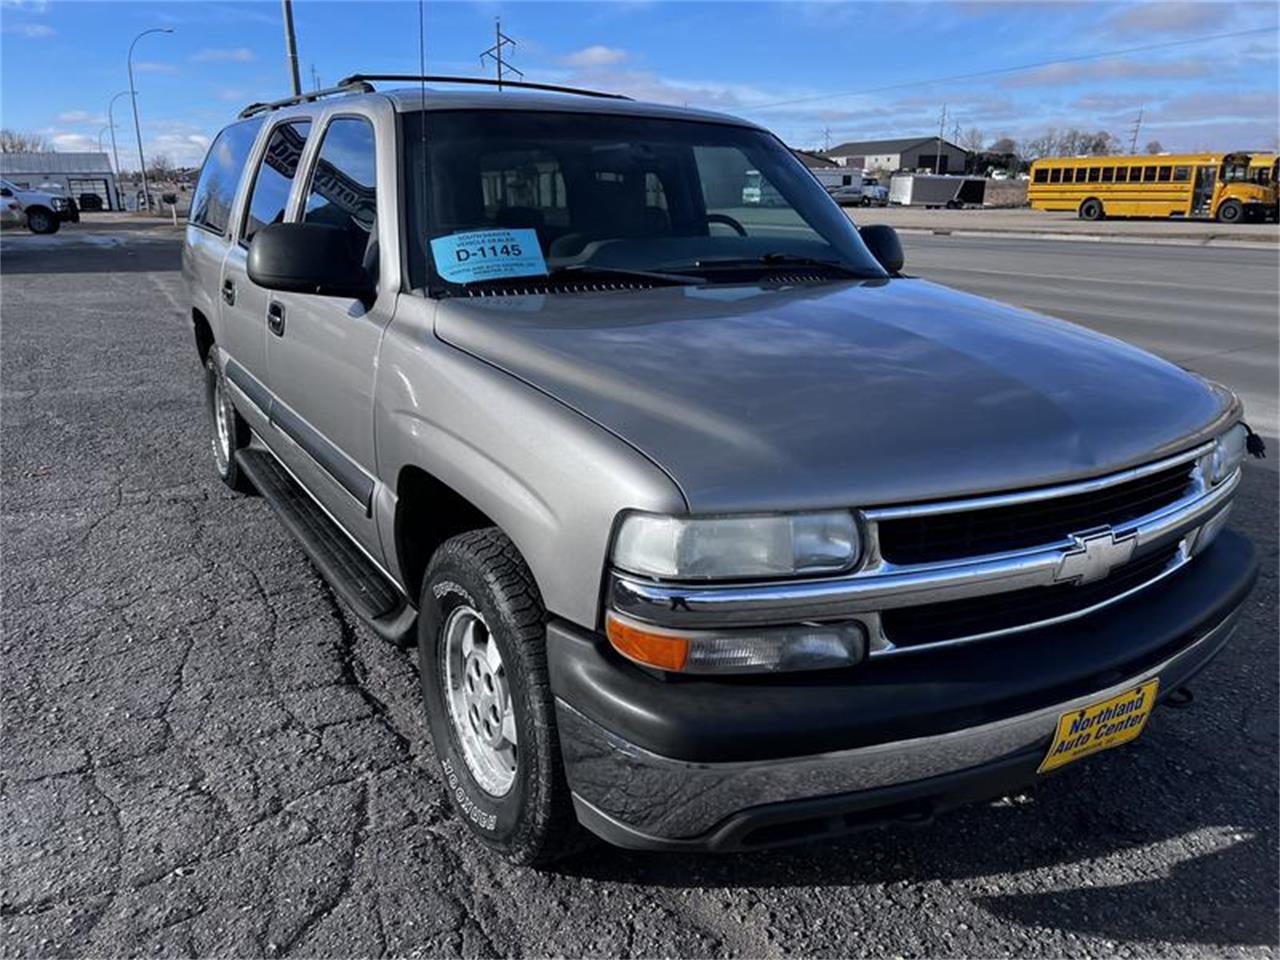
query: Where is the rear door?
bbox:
[185,119,262,413]
[219,116,313,423]
[263,107,397,559]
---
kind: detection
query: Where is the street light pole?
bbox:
[107,90,129,211]
[128,26,173,212]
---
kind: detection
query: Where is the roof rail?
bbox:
[337,74,633,101]
[238,79,374,119]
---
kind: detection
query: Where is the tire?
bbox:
[1217,199,1243,224]
[1079,198,1104,221]
[26,207,59,234]
[203,351,254,493]
[418,528,582,866]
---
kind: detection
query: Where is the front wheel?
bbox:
[1079,198,1104,221]
[26,207,59,234]
[418,528,582,865]
[1217,199,1244,223]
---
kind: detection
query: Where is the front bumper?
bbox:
[549,530,1256,851]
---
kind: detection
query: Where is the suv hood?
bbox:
[435,279,1235,512]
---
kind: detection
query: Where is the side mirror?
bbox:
[247,222,375,301]
[859,224,904,274]
[0,188,11,198]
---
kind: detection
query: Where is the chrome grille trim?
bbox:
[863,441,1212,521]
[607,461,1239,653]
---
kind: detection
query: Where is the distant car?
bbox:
[0,178,79,234]
[829,184,865,206]
[989,169,1010,181]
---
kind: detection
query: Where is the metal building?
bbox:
[0,152,120,210]
[822,137,968,175]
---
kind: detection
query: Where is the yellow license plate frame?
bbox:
[1039,678,1160,774]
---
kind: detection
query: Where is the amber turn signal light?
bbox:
[605,612,690,672]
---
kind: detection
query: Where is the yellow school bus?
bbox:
[1028,152,1275,223]
[1247,153,1278,220]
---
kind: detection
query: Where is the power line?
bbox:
[742,27,1278,112]
[479,16,522,91]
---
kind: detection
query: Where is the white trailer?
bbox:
[810,167,863,192]
[889,174,986,208]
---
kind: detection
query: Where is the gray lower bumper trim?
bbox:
[558,608,1240,842]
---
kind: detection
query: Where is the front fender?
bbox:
[375,297,686,629]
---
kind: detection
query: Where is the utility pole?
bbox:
[479,17,522,90]
[1128,106,1143,154]
[822,125,831,152]
[128,26,173,213]
[281,0,302,96]
[935,104,947,174]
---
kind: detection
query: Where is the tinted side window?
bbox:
[1157,165,1172,182]
[242,120,311,242]
[303,117,377,255]
[1032,168,1048,183]
[1049,168,1062,183]
[190,117,264,235]
[1173,166,1190,182]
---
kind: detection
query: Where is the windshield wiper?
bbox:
[546,263,704,286]
[662,253,879,279]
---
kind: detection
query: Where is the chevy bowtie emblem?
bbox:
[1055,528,1137,585]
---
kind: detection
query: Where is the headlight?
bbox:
[612,511,861,580]
[49,197,66,210]
[1207,423,1248,485]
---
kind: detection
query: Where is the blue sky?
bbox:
[2,0,1276,169]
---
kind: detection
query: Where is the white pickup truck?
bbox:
[0,178,79,234]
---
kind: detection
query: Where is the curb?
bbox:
[891,227,1279,250]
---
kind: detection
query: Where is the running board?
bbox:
[235,449,417,645]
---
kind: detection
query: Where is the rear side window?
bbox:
[1049,168,1062,183]
[303,117,377,252]
[1033,168,1048,183]
[242,120,311,243]
[189,117,264,235]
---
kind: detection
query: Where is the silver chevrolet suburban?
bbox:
[182,76,1261,865]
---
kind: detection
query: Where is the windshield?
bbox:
[404,109,886,292]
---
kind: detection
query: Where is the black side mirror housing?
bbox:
[859,224,904,274]
[247,222,375,302]
[0,188,12,198]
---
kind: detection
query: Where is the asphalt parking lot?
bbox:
[2,226,1277,957]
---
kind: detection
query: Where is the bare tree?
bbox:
[989,136,1018,156]
[1145,140,1165,155]
[0,129,49,153]
[959,127,986,154]
[147,153,175,181]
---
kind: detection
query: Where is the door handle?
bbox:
[221,278,235,306]
[267,301,285,337]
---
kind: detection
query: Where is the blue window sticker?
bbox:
[429,228,547,284]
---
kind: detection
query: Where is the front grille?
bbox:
[880,542,1182,648]
[877,460,1195,566]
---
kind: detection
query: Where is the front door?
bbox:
[264,113,391,559]
[1192,166,1216,217]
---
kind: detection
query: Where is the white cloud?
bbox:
[1104,2,1225,37]
[3,21,53,37]
[191,47,254,63]
[134,61,178,74]
[0,0,50,10]
[1003,57,1209,88]
[56,110,105,125]
[562,45,628,68]
[49,133,98,152]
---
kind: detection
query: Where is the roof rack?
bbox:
[338,74,633,101]
[238,79,374,119]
